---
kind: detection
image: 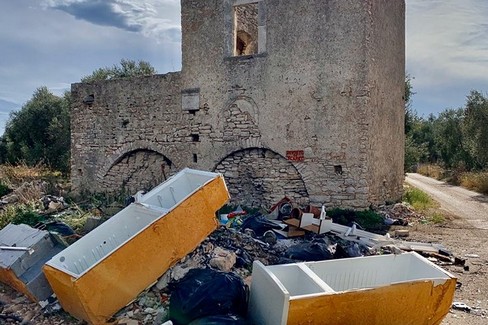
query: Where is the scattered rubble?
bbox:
[376,202,425,226]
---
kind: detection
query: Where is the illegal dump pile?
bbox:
[0,169,466,324]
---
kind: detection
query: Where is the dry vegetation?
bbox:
[417,163,488,195]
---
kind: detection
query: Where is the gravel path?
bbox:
[405,173,488,324]
[405,173,488,229]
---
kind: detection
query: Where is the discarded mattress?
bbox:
[43,168,229,325]
[0,223,64,302]
[249,252,456,325]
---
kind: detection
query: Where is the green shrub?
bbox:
[355,210,385,231]
[0,203,44,229]
[327,208,385,232]
[429,212,445,224]
[0,181,11,197]
[11,206,43,226]
[403,187,435,211]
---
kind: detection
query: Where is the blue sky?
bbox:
[1,0,487,135]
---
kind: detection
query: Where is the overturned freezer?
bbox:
[249,252,457,325]
[43,168,229,325]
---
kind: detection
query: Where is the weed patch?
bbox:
[428,212,446,224]
[0,181,12,197]
[327,208,385,232]
[403,187,436,212]
[0,202,45,229]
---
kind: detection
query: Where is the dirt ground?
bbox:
[405,173,488,324]
[403,214,488,324]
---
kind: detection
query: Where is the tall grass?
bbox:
[416,163,488,195]
[460,172,488,195]
[416,164,444,180]
[403,187,436,211]
[0,162,61,187]
[403,186,446,224]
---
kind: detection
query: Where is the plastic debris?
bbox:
[285,242,334,261]
[452,302,472,312]
[188,315,248,325]
[169,268,248,325]
[240,214,282,237]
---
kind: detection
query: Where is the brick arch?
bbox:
[217,96,261,144]
[99,149,177,194]
[97,141,180,181]
[213,147,309,209]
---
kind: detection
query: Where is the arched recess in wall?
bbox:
[219,96,261,143]
[101,149,176,194]
[213,148,309,209]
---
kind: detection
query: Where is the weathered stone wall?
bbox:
[70,73,184,194]
[102,150,175,195]
[71,0,405,209]
[215,148,309,209]
[366,0,405,203]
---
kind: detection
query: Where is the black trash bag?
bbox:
[188,315,249,325]
[169,268,248,325]
[285,242,334,261]
[345,242,363,257]
[235,249,253,268]
[239,213,281,237]
[44,221,75,236]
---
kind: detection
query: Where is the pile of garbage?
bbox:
[0,172,464,325]
[108,201,446,325]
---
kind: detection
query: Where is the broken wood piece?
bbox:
[0,246,35,255]
[283,218,300,228]
[284,212,333,235]
[394,229,409,237]
[286,226,306,238]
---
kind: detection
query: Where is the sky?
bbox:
[1,0,487,135]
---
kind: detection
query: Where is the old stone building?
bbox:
[71,0,405,209]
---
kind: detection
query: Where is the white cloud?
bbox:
[0,0,182,136]
[407,0,488,87]
[42,0,181,42]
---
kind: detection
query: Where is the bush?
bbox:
[0,181,11,197]
[326,208,384,232]
[460,172,488,195]
[416,164,444,180]
[403,187,435,211]
[0,202,44,229]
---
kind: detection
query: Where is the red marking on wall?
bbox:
[286,150,304,162]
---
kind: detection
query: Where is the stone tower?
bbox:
[71,0,405,209]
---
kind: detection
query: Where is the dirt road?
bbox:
[405,173,488,324]
[406,173,488,229]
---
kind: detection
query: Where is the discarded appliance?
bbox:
[0,223,64,302]
[43,169,229,325]
[249,252,456,325]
